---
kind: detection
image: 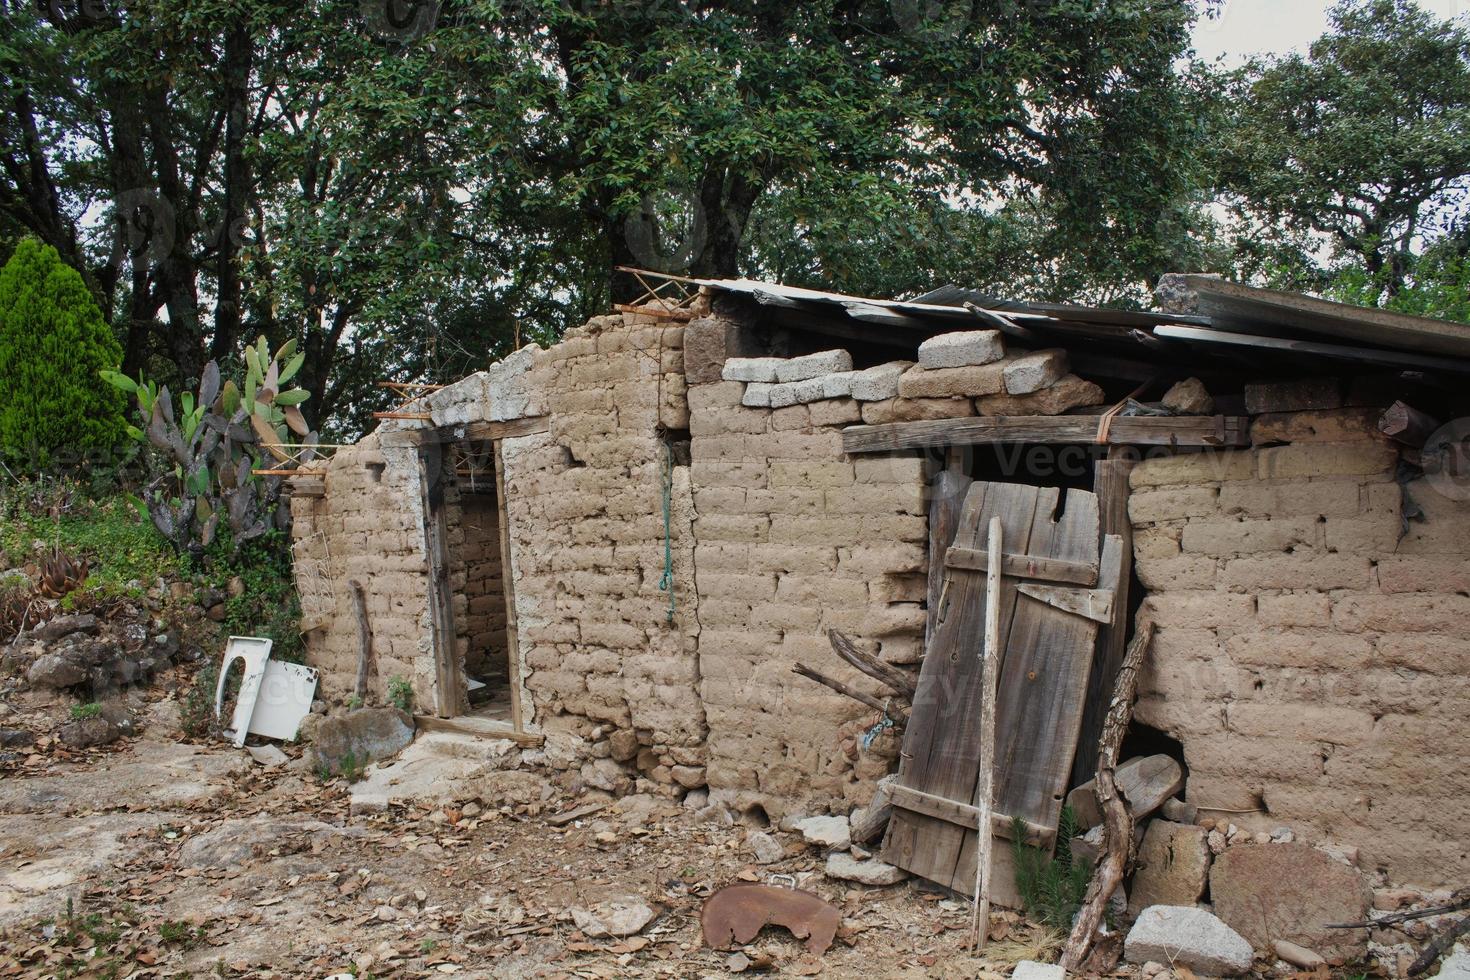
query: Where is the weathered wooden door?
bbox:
[882,481,1123,901]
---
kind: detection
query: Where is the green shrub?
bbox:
[0,239,126,470]
[1011,806,1093,931]
[69,702,101,720]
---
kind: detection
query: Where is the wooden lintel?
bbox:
[613,302,695,321]
[886,783,1055,849]
[374,411,433,421]
[413,713,545,746]
[841,414,1250,453]
[461,416,550,442]
[946,547,1098,586]
[1016,583,1115,624]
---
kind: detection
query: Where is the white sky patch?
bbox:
[1193,0,1470,63]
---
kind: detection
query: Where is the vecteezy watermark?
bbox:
[361,0,441,43]
[890,0,972,40]
[1421,417,1470,502]
[623,182,708,274]
[108,188,175,271]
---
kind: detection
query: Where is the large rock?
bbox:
[1209,843,1370,964]
[26,614,98,644]
[1128,820,1211,915]
[27,651,88,689]
[1125,905,1254,976]
[824,852,907,886]
[304,707,414,775]
[57,715,120,749]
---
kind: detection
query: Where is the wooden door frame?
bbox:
[421,435,526,733]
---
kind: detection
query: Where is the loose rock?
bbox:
[1125,905,1254,976]
[747,831,784,865]
[1011,962,1065,980]
[569,897,657,938]
[795,815,851,851]
[824,852,907,886]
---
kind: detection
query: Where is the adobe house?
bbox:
[287,272,1470,909]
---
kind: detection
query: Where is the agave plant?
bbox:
[36,547,89,599]
[101,337,319,560]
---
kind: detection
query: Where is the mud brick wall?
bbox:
[289,431,432,703]
[499,312,707,787]
[443,486,508,681]
[687,377,929,819]
[1128,413,1470,887]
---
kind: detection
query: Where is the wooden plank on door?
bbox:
[925,468,974,653]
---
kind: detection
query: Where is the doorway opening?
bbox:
[423,435,524,732]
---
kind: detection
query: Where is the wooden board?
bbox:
[842,415,1250,454]
[925,468,974,653]
[884,481,1122,900]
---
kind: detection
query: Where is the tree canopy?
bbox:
[2,0,1468,437]
[1218,0,1470,302]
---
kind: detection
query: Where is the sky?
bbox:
[1192,0,1470,63]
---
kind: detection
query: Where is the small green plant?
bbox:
[387,676,414,713]
[157,918,204,946]
[179,663,220,740]
[1011,806,1092,931]
[346,693,364,710]
[317,749,366,784]
[69,702,101,720]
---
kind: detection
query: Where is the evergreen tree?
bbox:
[0,239,126,469]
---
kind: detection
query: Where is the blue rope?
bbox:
[659,442,676,623]
[862,703,896,750]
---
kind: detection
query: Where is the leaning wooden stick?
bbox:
[791,663,912,720]
[828,629,917,700]
[1060,622,1157,972]
[970,516,1004,951]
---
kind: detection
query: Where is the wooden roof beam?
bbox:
[841,414,1250,453]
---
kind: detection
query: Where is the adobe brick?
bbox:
[1256,441,1397,480]
[1180,516,1322,556]
[1226,702,1374,744]
[1128,486,1220,523]
[1218,554,1372,591]
[1131,450,1256,488]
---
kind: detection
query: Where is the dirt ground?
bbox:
[0,689,1069,980]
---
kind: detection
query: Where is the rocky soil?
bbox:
[0,698,1068,980]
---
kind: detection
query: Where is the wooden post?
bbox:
[350,580,374,703]
[971,516,1003,950]
[1073,454,1136,786]
[492,440,525,733]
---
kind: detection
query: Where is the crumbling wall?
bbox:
[289,431,431,703]
[499,311,706,792]
[1129,408,1470,886]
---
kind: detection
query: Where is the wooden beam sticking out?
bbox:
[841,415,1250,453]
[886,784,1053,849]
[373,411,433,421]
[461,416,550,442]
[1379,400,1440,449]
[946,547,1098,586]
